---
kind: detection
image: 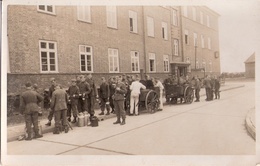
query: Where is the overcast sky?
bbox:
[208,0,260,72]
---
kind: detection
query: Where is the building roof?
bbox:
[244,52,255,63]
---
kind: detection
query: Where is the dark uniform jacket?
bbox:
[50,89,68,111]
[86,78,98,96]
[113,82,127,101]
[145,80,154,89]
[203,78,212,88]
[78,81,91,97]
[109,82,116,98]
[67,85,80,104]
[20,89,43,114]
[99,82,110,99]
[48,85,56,101]
[214,79,220,90]
[194,78,201,89]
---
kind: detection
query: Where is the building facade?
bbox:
[6,5,220,93]
[180,6,221,77]
[244,52,255,78]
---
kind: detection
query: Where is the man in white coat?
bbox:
[129,75,146,116]
[154,77,164,110]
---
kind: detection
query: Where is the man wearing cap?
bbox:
[50,84,69,134]
[86,73,98,117]
[78,75,91,114]
[108,77,116,114]
[45,77,57,126]
[20,82,44,140]
[98,77,110,115]
[129,75,146,116]
[67,79,80,123]
[154,77,164,110]
[113,76,127,125]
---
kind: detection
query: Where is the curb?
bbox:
[7,84,245,142]
[245,109,255,140]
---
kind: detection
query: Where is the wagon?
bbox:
[165,84,194,104]
[137,88,160,113]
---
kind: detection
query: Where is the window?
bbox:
[201,35,205,48]
[172,9,178,26]
[173,39,179,56]
[79,45,93,72]
[184,30,189,45]
[149,53,156,72]
[208,37,211,49]
[131,51,139,72]
[77,6,91,23]
[162,22,168,40]
[186,57,191,72]
[106,6,117,28]
[163,55,169,72]
[192,7,196,21]
[209,61,212,72]
[207,15,210,27]
[37,5,55,15]
[200,11,204,24]
[39,40,58,72]
[108,48,119,73]
[147,17,154,37]
[129,10,138,33]
[194,33,198,46]
[183,6,188,17]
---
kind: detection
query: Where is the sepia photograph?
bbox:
[1,0,260,165]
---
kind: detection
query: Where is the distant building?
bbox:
[244,52,255,78]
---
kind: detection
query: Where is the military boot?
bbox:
[71,117,77,123]
[34,133,43,139]
[113,118,121,124]
[64,126,69,133]
[25,133,32,141]
[99,111,104,115]
[53,128,60,134]
[120,119,126,125]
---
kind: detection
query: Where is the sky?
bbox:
[208,0,260,73]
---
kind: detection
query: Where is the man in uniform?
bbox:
[67,79,80,123]
[99,77,110,115]
[20,82,44,140]
[86,73,98,117]
[214,75,221,99]
[50,84,69,134]
[45,77,57,126]
[203,75,212,101]
[109,77,116,114]
[78,75,91,114]
[194,75,201,102]
[113,76,127,125]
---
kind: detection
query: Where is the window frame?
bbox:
[106,6,117,29]
[183,6,188,17]
[162,22,168,40]
[79,45,93,73]
[163,55,169,72]
[129,10,138,33]
[184,30,189,45]
[200,11,204,24]
[207,15,210,27]
[148,53,156,72]
[201,35,205,48]
[77,6,91,23]
[173,39,179,56]
[39,40,58,73]
[108,48,119,73]
[193,32,198,47]
[37,5,56,15]
[147,16,155,37]
[130,51,140,73]
[172,9,178,26]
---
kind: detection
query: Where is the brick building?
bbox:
[6,5,220,93]
[180,6,221,77]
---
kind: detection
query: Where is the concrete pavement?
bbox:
[7,82,245,142]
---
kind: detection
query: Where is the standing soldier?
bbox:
[77,75,91,114]
[214,75,221,99]
[113,76,127,125]
[20,82,43,140]
[210,75,216,100]
[109,77,116,114]
[50,84,69,134]
[45,77,57,126]
[86,73,98,117]
[99,77,110,115]
[194,75,201,102]
[203,75,212,101]
[67,79,80,123]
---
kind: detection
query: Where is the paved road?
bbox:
[7,81,255,156]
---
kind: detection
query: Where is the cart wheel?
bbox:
[145,90,159,113]
[184,86,194,104]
